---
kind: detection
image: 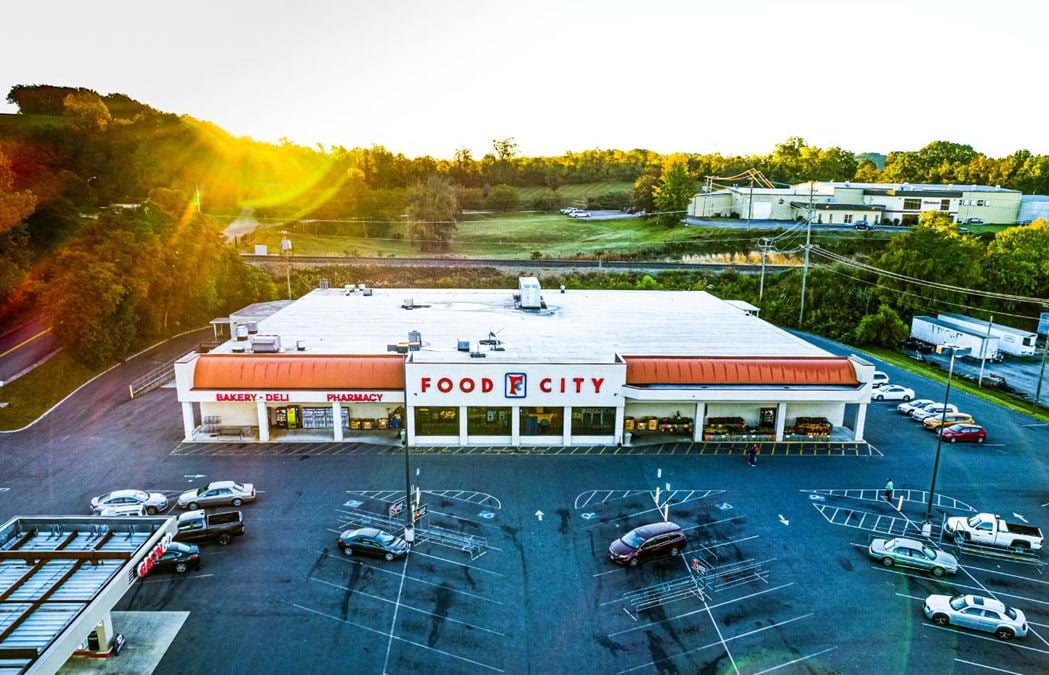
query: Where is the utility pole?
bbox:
[280,231,292,299]
[798,182,814,328]
[977,314,994,387]
[747,176,754,230]
[1034,305,1049,413]
[758,237,769,302]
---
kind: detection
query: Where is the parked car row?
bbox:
[89,479,256,575]
[560,207,591,218]
[893,397,987,442]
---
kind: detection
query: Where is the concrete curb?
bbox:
[0,326,210,435]
[0,348,62,388]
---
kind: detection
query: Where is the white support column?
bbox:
[511,406,521,447]
[854,403,867,441]
[406,405,416,447]
[332,402,343,441]
[615,404,625,445]
[693,402,706,442]
[181,402,195,441]
[459,406,469,446]
[776,402,787,441]
[257,401,269,442]
[562,406,572,446]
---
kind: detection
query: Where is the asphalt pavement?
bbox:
[2,329,1047,674]
[0,314,59,385]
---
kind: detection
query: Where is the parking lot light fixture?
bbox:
[925,345,970,524]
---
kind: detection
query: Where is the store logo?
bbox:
[505,373,527,398]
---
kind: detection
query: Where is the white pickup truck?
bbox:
[946,513,1043,552]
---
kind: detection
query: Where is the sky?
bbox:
[3,0,1048,159]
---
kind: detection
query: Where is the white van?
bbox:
[871,371,889,388]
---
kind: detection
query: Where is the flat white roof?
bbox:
[212,288,831,363]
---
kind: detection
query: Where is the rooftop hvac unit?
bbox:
[232,344,246,353]
[235,325,249,341]
[296,339,307,351]
[358,283,367,290]
[517,276,543,309]
[457,340,470,352]
[362,288,373,296]
[408,330,422,344]
[246,322,259,335]
[402,298,414,309]
[250,335,282,353]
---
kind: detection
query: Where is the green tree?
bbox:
[0,149,37,235]
[485,184,520,211]
[630,168,659,213]
[406,175,457,251]
[63,91,113,134]
[982,218,1049,315]
[854,304,909,347]
[652,158,696,214]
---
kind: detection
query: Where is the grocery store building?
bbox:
[174,281,877,447]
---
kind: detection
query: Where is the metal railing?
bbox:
[128,355,183,399]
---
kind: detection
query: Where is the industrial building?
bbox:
[174,280,878,447]
[688,181,1034,226]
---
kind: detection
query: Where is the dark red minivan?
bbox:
[609,521,687,567]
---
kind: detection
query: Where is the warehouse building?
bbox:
[174,280,877,447]
[688,180,1028,225]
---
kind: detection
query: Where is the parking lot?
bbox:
[1,335,1047,673]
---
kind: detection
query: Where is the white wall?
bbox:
[625,403,694,418]
[703,402,783,427]
[199,402,258,426]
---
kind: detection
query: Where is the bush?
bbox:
[586,191,630,210]
[484,184,520,212]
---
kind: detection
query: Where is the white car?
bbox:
[898,398,935,415]
[924,594,1028,640]
[570,210,591,218]
[911,403,958,422]
[871,371,889,388]
[559,206,580,215]
[872,385,915,402]
[91,489,168,515]
[95,504,147,517]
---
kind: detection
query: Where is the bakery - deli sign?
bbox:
[408,363,624,405]
[192,390,404,403]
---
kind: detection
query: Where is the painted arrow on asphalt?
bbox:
[1012,513,1029,523]
[778,514,790,526]
[535,510,544,522]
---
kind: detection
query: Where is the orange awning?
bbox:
[193,355,404,390]
[623,356,858,386]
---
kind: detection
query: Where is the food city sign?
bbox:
[410,363,624,404]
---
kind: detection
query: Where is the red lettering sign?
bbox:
[592,377,604,393]
[481,378,494,393]
[418,374,611,396]
[136,534,174,578]
[459,377,475,393]
[437,377,453,393]
[326,393,385,402]
[539,378,552,393]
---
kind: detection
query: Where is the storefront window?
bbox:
[571,407,615,435]
[520,407,563,436]
[414,407,459,435]
[468,407,511,435]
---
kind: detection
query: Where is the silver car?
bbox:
[178,481,255,510]
[868,537,958,576]
[911,403,958,422]
[897,398,935,415]
[924,594,1028,640]
[91,489,168,515]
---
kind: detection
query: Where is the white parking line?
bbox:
[617,613,812,674]
[923,623,1049,656]
[608,583,795,638]
[315,550,504,605]
[873,566,1049,607]
[308,576,505,636]
[703,601,740,675]
[294,603,504,673]
[954,658,1023,674]
[382,551,411,675]
[752,646,837,674]
[959,563,1049,587]
[409,549,505,577]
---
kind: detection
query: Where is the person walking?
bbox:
[748,444,760,467]
[884,478,894,503]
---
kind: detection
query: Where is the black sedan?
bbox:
[337,527,409,561]
[155,542,201,574]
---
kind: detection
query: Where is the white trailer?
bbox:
[910,316,1000,361]
[936,313,1038,357]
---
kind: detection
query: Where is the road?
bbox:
[243,254,794,274]
[0,315,59,385]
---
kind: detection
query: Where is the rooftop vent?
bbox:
[250,335,281,353]
[363,288,373,296]
[296,339,307,352]
[245,322,259,335]
[231,344,246,353]
[319,278,329,289]
[235,325,249,341]
[457,340,470,352]
[517,277,543,310]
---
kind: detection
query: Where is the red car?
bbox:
[938,423,987,444]
[609,521,687,567]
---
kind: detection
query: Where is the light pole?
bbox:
[1034,305,1049,414]
[924,344,970,527]
[280,231,292,299]
[403,430,415,543]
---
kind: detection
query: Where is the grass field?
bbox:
[517,181,633,206]
[244,211,741,259]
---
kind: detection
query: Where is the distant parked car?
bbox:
[871,371,889,388]
[923,412,974,431]
[177,481,255,510]
[911,403,958,422]
[965,218,984,225]
[91,490,168,515]
[853,220,874,230]
[559,206,580,215]
[570,210,591,218]
[609,521,686,567]
[338,527,409,561]
[872,385,915,402]
[898,398,936,415]
[924,594,1028,640]
[869,537,958,576]
[937,423,987,444]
